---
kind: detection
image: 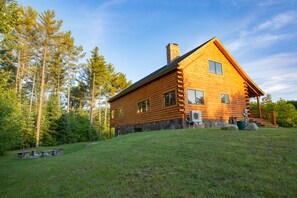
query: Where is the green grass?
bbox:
[1,128,297,197]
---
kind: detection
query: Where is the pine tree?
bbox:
[35,10,62,147]
[83,47,107,126]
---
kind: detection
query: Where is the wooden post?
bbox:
[257,96,261,118]
[272,110,277,125]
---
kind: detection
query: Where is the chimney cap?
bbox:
[167,43,179,46]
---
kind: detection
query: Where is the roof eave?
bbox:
[213,39,264,96]
[109,64,179,102]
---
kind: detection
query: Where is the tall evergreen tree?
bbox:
[83,47,107,125]
[62,31,85,114]
[35,10,62,147]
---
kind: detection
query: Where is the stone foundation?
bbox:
[114,119,228,136]
[115,119,184,136]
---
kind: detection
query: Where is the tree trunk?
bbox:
[18,61,25,98]
[29,73,36,117]
[15,50,21,93]
[67,62,71,113]
[36,47,47,147]
[89,73,95,124]
[104,99,108,126]
[66,62,71,134]
[57,74,60,100]
[98,86,102,133]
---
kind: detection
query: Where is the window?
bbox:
[111,110,115,119]
[188,89,204,105]
[119,108,124,118]
[164,90,176,107]
[209,60,223,75]
[137,99,150,113]
[221,93,230,104]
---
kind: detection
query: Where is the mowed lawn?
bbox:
[1,128,297,197]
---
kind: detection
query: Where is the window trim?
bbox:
[187,88,205,105]
[208,60,223,75]
[111,110,115,119]
[163,89,177,107]
[118,108,124,118]
[137,98,150,113]
[221,93,230,104]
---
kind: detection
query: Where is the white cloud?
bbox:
[99,0,126,10]
[226,11,297,52]
[255,11,297,31]
[242,52,297,100]
[258,0,291,6]
[226,33,292,51]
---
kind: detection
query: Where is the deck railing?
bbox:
[250,109,277,125]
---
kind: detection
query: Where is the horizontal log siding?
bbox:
[181,41,247,121]
[110,70,181,127]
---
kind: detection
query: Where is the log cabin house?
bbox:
[109,37,265,135]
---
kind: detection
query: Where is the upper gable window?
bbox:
[209,60,223,75]
[164,90,176,107]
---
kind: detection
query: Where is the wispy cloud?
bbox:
[255,11,297,31]
[258,0,291,6]
[243,52,297,100]
[72,0,127,52]
[98,0,126,10]
[226,33,293,51]
[226,11,297,51]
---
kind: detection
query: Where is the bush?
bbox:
[276,99,297,127]
[0,87,21,155]
[56,110,99,144]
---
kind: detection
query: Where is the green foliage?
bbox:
[19,100,36,148]
[261,93,272,104]
[251,97,297,127]
[275,99,297,127]
[0,4,130,151]
[0,0,20,35]
[41,94,62,146]
[70,82,88,109]
[56,110,99,144]
[287,100,297,109]
[0,87,21,155]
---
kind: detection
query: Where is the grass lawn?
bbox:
[1,128,297,197]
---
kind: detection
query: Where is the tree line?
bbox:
[250,94,297,128]
[0,1,131,155]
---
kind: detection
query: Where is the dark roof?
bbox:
[109,37,215,102]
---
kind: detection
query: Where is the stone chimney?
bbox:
[166,43,180,64]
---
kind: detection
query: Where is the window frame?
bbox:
[137,99,150,113]
[221,93,230,104]
[163,90,177,107]
[111,110,115,119]
[187,89,205,105]
[209,60,223,75]
[118,108,124,118]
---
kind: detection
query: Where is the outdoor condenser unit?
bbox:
[189,110,202,123]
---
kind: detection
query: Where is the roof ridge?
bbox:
[109,37,216,102]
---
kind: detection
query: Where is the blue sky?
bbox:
[18,0,297,101]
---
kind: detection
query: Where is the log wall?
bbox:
[181,40,247,121]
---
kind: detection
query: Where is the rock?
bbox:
[245,123,259,131]
[221,124,238,130]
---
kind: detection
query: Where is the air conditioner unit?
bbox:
[190,110,202,123]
